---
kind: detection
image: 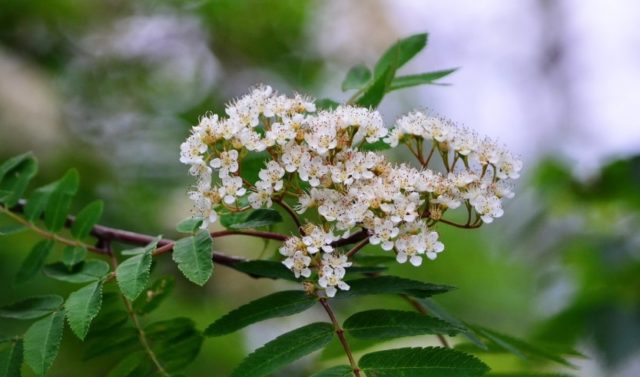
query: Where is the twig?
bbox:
[319,299,361,377]
[274,198,303,230]
[346,238,369,258]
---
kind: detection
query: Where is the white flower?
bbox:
[472,195,504,223]
[302,225,335,254]
[318,269,350,297]
[369,219,399,251]
[281,143,311,173]
[298,156,328,187]
[321,253,352,279]
[424,231,445,260]
[395,234,426,267]
[218,176,246,204]
[248,181,273,209]
[210,150,239,177]
[282,250,312,278]
[258,161,286,191]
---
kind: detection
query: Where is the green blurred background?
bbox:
[1,0,639,376]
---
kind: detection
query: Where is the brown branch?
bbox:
[319,299,361,377]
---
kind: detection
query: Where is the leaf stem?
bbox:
[107,245,170,376]
[319,299,361,377]
[274,198,303,230]
[346,237,369,258]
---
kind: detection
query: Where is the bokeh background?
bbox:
[1,0,639,376]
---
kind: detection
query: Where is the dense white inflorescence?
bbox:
[179,85,522,297]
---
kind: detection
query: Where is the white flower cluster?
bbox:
[179,85,522,297]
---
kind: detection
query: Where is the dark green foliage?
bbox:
[23,311,65,376]
[339,276,454,298]
[43,260,110,283]
[220,208,283,229]
[172,230,213,286]
[230,323,334,377]
[0,295,63,320]
[205,290,317,336]
[14,240,54,284]
[343,309,462,339]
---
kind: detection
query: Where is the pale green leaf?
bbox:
[373,33,428,79]
[43,169,79,232]
[23,311,64,377]
[0,153,38,207]
[0,295,63,320]
[43,260,110,283]
[15,240,54,284]
[176,217,203,233]
[64,281,103,340]
[356,65,395,108]
[222,209,282,229]
[342,64,371,91]
[343,309,462,340]
[359,347,490,377]
[62,246,86,268]
[116,240,155,301]
[205,290,316,336]
[172,230,213,286]
[388,68,458,91]
[71,200,103,239]
[230,322,334,377]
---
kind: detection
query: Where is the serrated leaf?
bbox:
[133,275,175,315]
[419,298,486,349]
[0,224,26,235]
[472,326,572,366]
[172,230,213,286]
[310,365,353,377]
[15,240,54,284]
[338,276,453,298]
[0,153,38,207]
[145,318,203,373]
[342,64,372,91]
[359,347,490,377]
[62,246,86,268]
[356,65,395,108]
[222,209,282,229]
[205,291,316,336]
[344,309,462,340]
[71,200,103,239]
[230,322,334,377]
[43,260,110,283]
[388,68,458,91]
[373,33,428,79]
[176,217,203,233]
[0,339,23,377]
[116,241,155,301]
[23,311,64,377]
[44,169,79,232]
[64,281,103,340]
[106,352,146,377]
[229,260,299,281]
[0,295,63,320]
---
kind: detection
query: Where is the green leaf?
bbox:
[43,260,110,283]
[222,208,283,229]
[356,65,395,108]
[310,365,353,377]
[230,260,299,281]
[176,217,203,233]
[342,64,372,91]
[239,151,270,184]
[0,153,38,207]
[43,169,79,232]
[24,183,55,222]
[106,352,146,377]
[65,281,103,340]
[172,230,213,286]
[0,295,63,320]
[62,246,86,267]
[23,311,65,377]
[0,224,26,235]
[70,200,103,239]
[373,33,428,79]
[230,322,334,377]
[344,309,462,340]
[133,275,175,315]
[315,98,340,110]
[358,140,392,151]
[84,329,138,360]
[145,318,203,373]
[339,276,454,298]
[419,298,486,349]
[359,347,490,377]
[0,339,23,377]
[15,240,54,284]
[472,326,572,366]
[388,68,458,91]
[486,374,575,377]
[116,240,155,301]
[205,290,316,336]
